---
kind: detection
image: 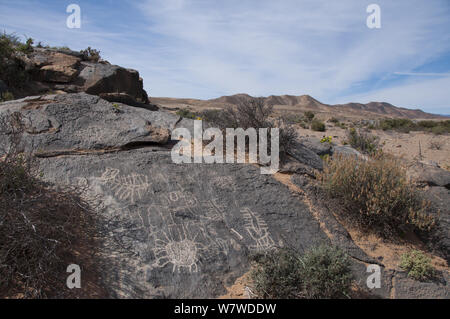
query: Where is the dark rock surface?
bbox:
[0,92,448,299]
[0,93,329,298]
[299,137,332,156]
[332,145,366,159]
[287,141,323,170]
[420,186,450,262]
[36,150,329,298]
[408,163,450,188]
[0,93,168,157]
[391,271,449,299]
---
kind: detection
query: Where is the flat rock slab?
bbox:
[37,149,329,298]
[0,93,170,156]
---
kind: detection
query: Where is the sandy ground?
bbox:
[296,123,450,169]
[154,98,449,169]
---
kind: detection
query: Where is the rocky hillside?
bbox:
[208,94,444,119]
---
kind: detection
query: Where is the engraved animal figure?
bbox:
[242,208,275,251]
[99,167,150,203]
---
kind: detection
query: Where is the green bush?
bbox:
[345,128,380,154]
[431,125,447,135]
[328,117,339,124]
[320,153,435,237]
[303,111,315,122]
[378,118,414,132]
[250,245,352,299]
[301,245,352,299]
[80,46,101,62]
[250,249,304,299]
[0,32,30,91]
[176,108,198,119]
[311,120,326,132]
[0,91,14,102]
[400,250,434,281]
[16,37,34,54]
[378,118,450,135]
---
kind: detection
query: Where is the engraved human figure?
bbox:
[242,208,275,251]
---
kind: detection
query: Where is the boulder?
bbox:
[299,136,332,156]
[332,145,367,159]
[0,93,168,156]
[11,48,151,107]
[40,64,79,83]
[408,163,450,188]
[1,92,447,299]
[287,141,323,170]
[0,93,330,298]
[79,62,149,104]
[99,92,158,111]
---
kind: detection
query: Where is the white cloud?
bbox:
[1,0,449,113]
[336,76,450,114]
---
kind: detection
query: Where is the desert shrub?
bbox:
[328,117,339,124]
[0,91,14,102]
[417,120,437,129]
[311,119,326,132]
[429,139,443,150]
[199,109,221,123]
[0,32,29,90]
[274,118,299,157]
[0,113,102,298]
[16,37,34,54]
[431,125,447,135]
[199,99,297,158]
[80,46,101,62]
[378,118,414,132]
[400,250,434,281]
[303,111,315,122]
[346,128,380,155]
[319,153,435,237]
[320,136,332,143]
[176,108,197,119]
[250,248,304,299]
[377,118,450,135]
[279,113,302,125]
[230,97,273,130]
[250,245,352,299]
[301,245,352,299]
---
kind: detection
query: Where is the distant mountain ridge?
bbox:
[208,94,444,119]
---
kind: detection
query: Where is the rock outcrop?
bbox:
[0,93,448,299]
[13,48,150,107]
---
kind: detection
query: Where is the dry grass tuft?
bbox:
[319,153,436,237]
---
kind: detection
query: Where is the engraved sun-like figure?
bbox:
[98,167,150,204]
[151,223,208,273]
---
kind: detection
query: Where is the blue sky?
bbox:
[1,0,449,114]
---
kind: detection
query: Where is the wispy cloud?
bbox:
[0,0,449,113]
[393,72,450,77]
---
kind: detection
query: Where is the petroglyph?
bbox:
[91,168,277,274]
[98,167,150,203]
[151,223,207,273]
[212,176,235,191]
[242,208,275,251]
